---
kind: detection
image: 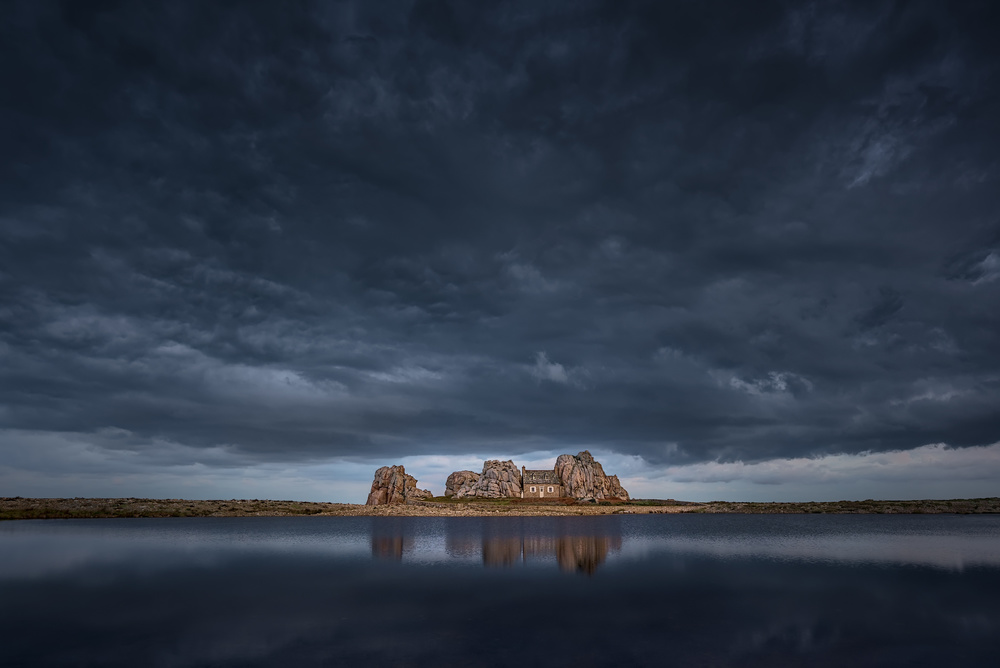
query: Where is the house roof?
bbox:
[523,469,560,485]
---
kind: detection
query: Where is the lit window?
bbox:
[548,486,554,493]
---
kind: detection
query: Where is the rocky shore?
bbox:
[2,496,998,520]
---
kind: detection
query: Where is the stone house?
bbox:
[521,466,564,498]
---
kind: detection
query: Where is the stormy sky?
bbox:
[2,1,999,502]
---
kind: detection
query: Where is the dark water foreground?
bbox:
[1,515,998,667]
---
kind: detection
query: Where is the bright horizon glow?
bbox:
[2,430,997,503]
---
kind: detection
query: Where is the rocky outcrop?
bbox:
[444,470,480,497]
[409,486,434,501]
[366,465,433,506]
[454,459,523,498]
[554,450,630,501]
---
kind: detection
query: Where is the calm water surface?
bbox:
[1,514,999,667]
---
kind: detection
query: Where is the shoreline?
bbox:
[2,496,999,520]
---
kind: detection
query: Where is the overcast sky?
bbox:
[2,1,999,502]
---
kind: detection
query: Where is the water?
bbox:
[1,514,999,666]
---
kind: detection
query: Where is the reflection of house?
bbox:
[522,535,557,561]
[481,534,621,574]
[521,466,564,498]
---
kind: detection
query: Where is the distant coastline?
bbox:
[2,496,998,520]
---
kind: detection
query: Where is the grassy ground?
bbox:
[2,496,998,520]
[690,497,1000,514]
[0,497,342,520]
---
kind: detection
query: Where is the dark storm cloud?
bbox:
[2,0,999,469]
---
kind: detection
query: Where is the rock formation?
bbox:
[444,470,480,497]
[554,450,630,501]
[433,452,628,503]
[453,459,523,498]
[366,465,433,506]
[410,485,434,501]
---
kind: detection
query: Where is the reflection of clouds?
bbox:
[731,616,841,657]
[4,527,999,667]
[624,534,1000,570]
[7,517,998,582]
[445,534,479,559]
[0,520,377,580]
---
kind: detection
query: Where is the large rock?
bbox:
[444,470,480,497]
[454,459,523,498]
[554,450,630,501]
[366,465,433,506]
[409,485,434,501]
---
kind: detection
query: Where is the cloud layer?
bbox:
[2,1,999,499]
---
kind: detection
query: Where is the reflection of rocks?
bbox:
[479,532,622,573]
[555,535,623,575]
[482,537,523,567]
[371,535,407,561]
[366,465,432,506]
[371,520,413,561]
